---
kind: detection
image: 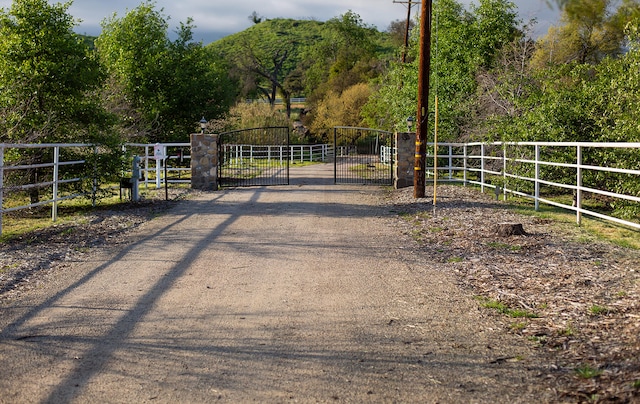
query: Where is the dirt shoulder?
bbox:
[387,185,640,402]
[0,178,638,402]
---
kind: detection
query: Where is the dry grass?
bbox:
[387,184,640,402]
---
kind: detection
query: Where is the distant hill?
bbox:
[79,34,97,50]
[208,18,325,72]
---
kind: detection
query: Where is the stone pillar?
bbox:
[394,131,415,189]
[190,133,218,191]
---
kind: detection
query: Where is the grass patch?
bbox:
[589,305,611,315]
[527,335,547,344]
[558,325,575,337]
[509,309,538,318]
[349,163,391,180]
[289,160,324,167]
[575,364,603,379]
[1,184,188,242]
[447,256,463,263]
[632,380,640,389]
[476,297,539,318]
[510,322,527,331]
[410,229,423,242]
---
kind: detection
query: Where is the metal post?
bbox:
[155,157,162,189]
[0,145,4,234]
[576,145,582,225]
[463,144,468,186]
[503,144,507,200]
[52,146,59,222]
[144,145,150,188]
[334,127,338,184]
[164,156,168,201]
[448,145,453,180]
[535,145,540,211]
[92,146,98,207]
[132,155,141,202]
[480,144,485,193]
[414,0,433,198]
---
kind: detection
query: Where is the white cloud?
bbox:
[0,0,560,42]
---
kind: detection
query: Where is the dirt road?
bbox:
[0,164,548,403]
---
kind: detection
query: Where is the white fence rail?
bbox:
[381,146,394,165]
[124,143,192,189]
[2,141,638,234]
[0,143,93,234]
[425,142,640,230]
[221,144,331,165]
[0,142,333,234]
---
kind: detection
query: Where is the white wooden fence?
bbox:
[124,143,192,189]
[426,142,640,230]
[0,143,93,234]
[2,141,639,234]
[220,144,331,165]
[0,142,332,234]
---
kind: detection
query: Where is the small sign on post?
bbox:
[153,143,165,160]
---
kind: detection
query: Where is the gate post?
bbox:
[190,133,218,191]
[394,131,416,189]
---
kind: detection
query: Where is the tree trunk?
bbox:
[495,223,527,237]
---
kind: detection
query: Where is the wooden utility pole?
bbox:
[393,0,415,63]
[402,0,412,63]
[414,0,432,198]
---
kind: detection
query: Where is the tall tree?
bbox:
[234,28,296,116]
[363,0,520,139]
[96,2,233,141]
[304,11,380,99]
[0,0,107,143]
[302,11,388,131]
[0,0,115,203]
[208,19,323,118]
[532,0,640,66]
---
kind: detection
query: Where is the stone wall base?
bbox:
[190,133,218,191]
[394,131,415,189]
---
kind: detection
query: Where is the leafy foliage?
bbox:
[210,12,394,136]
[222,102,290,133]
[310,83,372,134]
[96,2,234,142]
[363,0,521,138]
[531,0,637,67]
[0,0,119,203]
[0,0,108,144]
[209,18,325,116]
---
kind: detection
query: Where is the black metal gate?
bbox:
[333,126,394,185]
[218,127,290,187]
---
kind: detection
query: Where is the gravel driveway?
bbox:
[1,164,554,403]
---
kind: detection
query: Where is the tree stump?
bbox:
[495,223,527,237]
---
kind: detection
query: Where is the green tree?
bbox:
[304,11,381,99]
[96,2,233,142]
[310,82,372,134]
[211,18,326,120]
[232,24,299,117]
[0,0,121,204]
[363,0,520,140]
[532,0,640,66]
[302,11,390,132]
[0,0,108,143]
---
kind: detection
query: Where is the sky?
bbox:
[0,0,561,44]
